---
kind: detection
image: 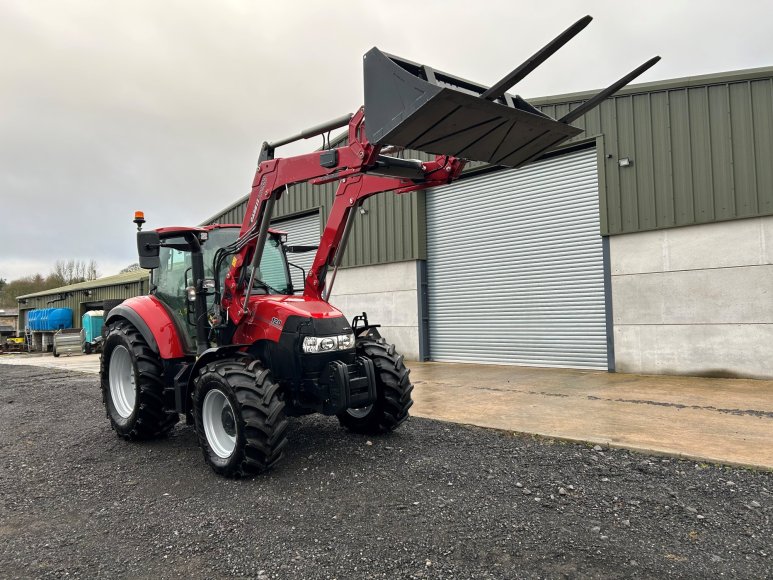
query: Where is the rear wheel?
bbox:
[337,337,414,434]
[193,360,289,477]
[100,321,178,440]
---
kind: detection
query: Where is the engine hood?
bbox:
[233,294,350,346]
[251,295,344,319]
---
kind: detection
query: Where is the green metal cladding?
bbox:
[205,65,773,256]
[534,66,773,235]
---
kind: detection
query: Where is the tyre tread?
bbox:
[193,360,288,477]
[100,320,178,441]
[337,338,414,434]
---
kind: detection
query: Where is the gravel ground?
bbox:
[0,364,771,579]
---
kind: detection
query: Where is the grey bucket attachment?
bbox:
[363,16,659,169]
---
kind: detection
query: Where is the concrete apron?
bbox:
[0,353,101,374]
[409,361,773,471]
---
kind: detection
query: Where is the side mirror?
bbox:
[137,231,161,269]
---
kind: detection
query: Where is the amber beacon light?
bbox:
[133,210,146,231]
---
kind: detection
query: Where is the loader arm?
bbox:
[221,109,464,324]
[303,156,463,302]
[222,16,659,324]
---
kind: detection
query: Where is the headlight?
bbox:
[338,333,353,349]
[319,337,336,351]
[302,333,356,354]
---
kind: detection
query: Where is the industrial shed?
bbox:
[0,309,18,342]
[16,270,149,335]
[204,65,773,379]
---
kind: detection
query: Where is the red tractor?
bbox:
[100,17,658,476]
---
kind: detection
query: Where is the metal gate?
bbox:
[272,211,321,294]
[426,148,607,369]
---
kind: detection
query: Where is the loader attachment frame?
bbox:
[363,15,659,169]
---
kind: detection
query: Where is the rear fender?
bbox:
[105,296,189,359]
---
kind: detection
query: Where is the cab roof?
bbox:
[155,224,285,236]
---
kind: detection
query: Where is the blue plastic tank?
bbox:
[82,310,104,343]
[30,310,43,330]
[47,308,72,330]
[27,308,72,331]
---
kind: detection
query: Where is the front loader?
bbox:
[100,16,659,477]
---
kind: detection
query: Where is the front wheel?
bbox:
[337,338,414,434]
[100,321,178,440]
[193,360,289,477]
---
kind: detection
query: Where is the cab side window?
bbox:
[154,236,191,320]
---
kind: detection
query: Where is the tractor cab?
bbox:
[137,223,294,353]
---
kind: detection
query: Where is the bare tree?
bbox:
[50,259,100,286]
[87,259,99,280]
[120,262,142,273]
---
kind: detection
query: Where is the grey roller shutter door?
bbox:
[426,148,607,369]
[272,211,321,294]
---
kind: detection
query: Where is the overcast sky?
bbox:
[1,0,772,281]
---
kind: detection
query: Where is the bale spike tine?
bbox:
[559,56,662,124]
[480,15,593,101]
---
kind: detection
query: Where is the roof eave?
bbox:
[529,65,773,107]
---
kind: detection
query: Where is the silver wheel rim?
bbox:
[202,389,237,458]
[109,345,136,418]
[347,404,373,419]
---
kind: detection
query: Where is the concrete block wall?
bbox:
[327,261,420,359]
[610,216,773,378]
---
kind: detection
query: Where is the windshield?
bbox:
[202,228,290,295]
[244,236,291,295]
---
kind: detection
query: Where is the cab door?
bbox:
[152,236,196,351]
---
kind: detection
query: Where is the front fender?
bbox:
[105,296,189,359]
[188,344,251,382]
[175,344,251,414]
